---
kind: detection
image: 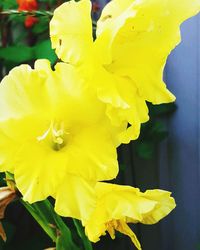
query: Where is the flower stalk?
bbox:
[0,10,53,17]
[21,199,80,250]
[73,219,93,250]
[0,9,97,26]
[5,173,80,250]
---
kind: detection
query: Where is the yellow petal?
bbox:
[105,105,142,143]
[84,183,176,243]
[48,63,105,124]
[0,113,54,172]
[46,64,120,181]
[13,121,118,203]
[54,175,96,221]
[14,135,69,203]
[95,183,158,221]
[138,189,176,224]
[95,67,149,143]
[50,0,93,64]
[0,60,51,120]
[95,0,135,64]
[66,125,119,181]
[96,67,130,110]
[117,220,142,250]
[96,0,200,104]
[0,114,68,202]
[0,60,121,203]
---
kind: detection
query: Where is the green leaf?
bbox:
[0,0,17,9]
[21,200,57,242]
[136,141,155,159]
[32,16,49,34]
[56,234,68,250]
[148,103,177,117]
[21,199,80,250]
[0,46,34,63]
[119,163,126,172]
[34,40,57,64]
[38,0,56,4]
[149,121,168,142]
[8,14,25,23]
[0,41,57,65]
[73,219,93,250]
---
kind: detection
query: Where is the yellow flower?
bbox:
[0,59,123,220]
[49,0,200,142]
[84,182,176,250]
[96,0,200,103]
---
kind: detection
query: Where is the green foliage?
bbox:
[21,199,80,250]
[0,202,52,250]
[136,141,155,159]
[73,219,93,250]
[0,0,17,9]
[32,16,50,34]
[34,40,57,62]
[0,46,33,63]
[148,102,177,117]
[0,40,57,65]
[134,103,177,159]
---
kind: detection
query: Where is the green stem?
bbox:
[0,10,53,17]
[0,10,97,26]
[21,199,80,250]
[21,199,57,241]
[73,219,93,250]
[5,172,80,250]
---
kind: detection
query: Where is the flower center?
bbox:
[37,122,68,151]
[52,128,66,151]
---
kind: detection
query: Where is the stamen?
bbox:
[37,122,68,151]
[37,128,50,141]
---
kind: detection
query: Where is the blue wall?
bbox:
[161,13,200,250]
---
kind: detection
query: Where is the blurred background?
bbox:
[0,0,200,249]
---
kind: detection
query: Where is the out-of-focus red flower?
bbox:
[16,0,38,28]
[17,0,38,11]
[25,16,38,28]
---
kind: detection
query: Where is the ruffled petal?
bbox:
[95,183,159,220]
[95,68,149,143]
[96,0,200,104]
[137,189,177,224]
[50,0,93,64]
[84,183,176,243]
[0,60,52,120]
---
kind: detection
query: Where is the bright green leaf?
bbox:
[0,46,34,63]
[34,40,57,64]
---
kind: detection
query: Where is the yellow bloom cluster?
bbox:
[0,0,199,248]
